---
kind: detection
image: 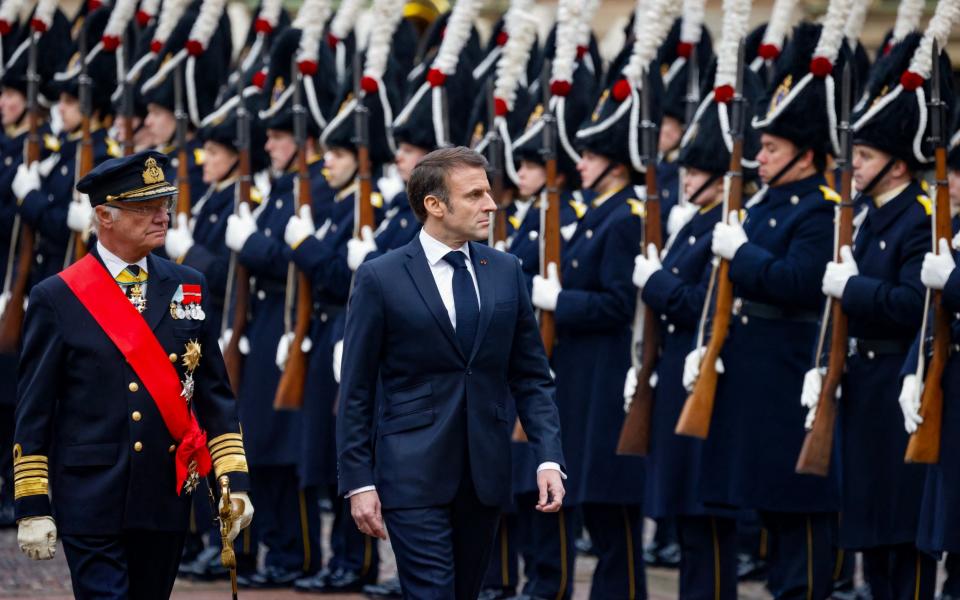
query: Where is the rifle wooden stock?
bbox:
[222,146,253,395]
[0,108,41,353]
[122,115,134,156]
[356,145,375,234]
[539,158,561,358]
[796,168,853,476]
[73,114,95,261]
[176,145,191,216]
[675,141,744,439]
[617,165,662,456]
[905,145,951,464]
[273,147,313,410]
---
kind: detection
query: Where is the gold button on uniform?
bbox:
[128,382,139,392]
[131,411,142,422]
[169,353,177,362]
[134,441,143,452]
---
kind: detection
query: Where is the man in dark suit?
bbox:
[13,150,253,600]
[337,146,565,599]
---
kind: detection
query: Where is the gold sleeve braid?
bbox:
[208,433,248,477]
[13,444,49,499]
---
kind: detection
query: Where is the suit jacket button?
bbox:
[134,441,143,452]
[169,353,178,362]
[168,445,176,454]
[128,382,139,392]
[131,411,142,422]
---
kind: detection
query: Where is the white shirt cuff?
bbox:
[537,462,567,480]
[346,485,376,498]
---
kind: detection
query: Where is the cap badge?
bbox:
[768,74,793,116]
[142,157,164,185]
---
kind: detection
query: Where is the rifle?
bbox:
[354,56,374,237]
[173,61,191,216]
[121,29,135,156]
[222,89,254,395]
[485,78,508,246]
[675,41,747,439]
[905,41,949,464]
[72,25,95,263]
[617,69,662,455]
[0,27,41,353]
[273,57,313,410]
[795,61,853,475]
[217,475,243,600]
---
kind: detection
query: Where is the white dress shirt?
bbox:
[346,229,562,498]
[98,241,149,294]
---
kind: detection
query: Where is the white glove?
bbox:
[952,231,960,251]
[333,339,344,384]
[17,516,57,560]
[38,153,58,178]
[276,331,294,370]
[12,162,40,201]
[623,366,637,414]
[220,491,254,543]
[667,202,698,237]
[921,238,955,291]
[800,367,842,429]
[347,226,377,271]
[633,243,662,289]
[284,205,316,249]
[66,194,93,234]
[531,262,561,311]
[50,104,63,135]
[225,203,257,252]
[560,222,577,241]
[165,213,195,261]
[218,328,232,354]
[821,245,858,299]
[898,374,924,434]
[376,174,405,204]
[711,211,747,260]
[682,346,724,392]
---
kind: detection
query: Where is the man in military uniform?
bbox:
[13,150,253,600]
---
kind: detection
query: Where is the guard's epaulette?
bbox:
[568,199,587,219]
[249,187,264,204]
[819,185,841,203]
[193,148,205,166]
[920,179,930,193]
[43,134,60,153]
[106,137,122,158]
[626,198,645,218]
[916,195,932,216]
[508,215,521,230]
[371,192,383,209]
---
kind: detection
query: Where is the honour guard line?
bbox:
[0,0,957,599]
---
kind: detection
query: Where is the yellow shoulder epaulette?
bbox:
[626,198,645,218]
[105,137,122,158]
[249,187,264,204]
[920,179,930,193]
[916,194,932,216]
[193,148,205,166]
[508,215,521,230]
[819,185,841,203]
[568,199,587,219]
[371,192,383,208]
[43,134,60,153]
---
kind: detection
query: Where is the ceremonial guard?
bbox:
[802,26,950,598]
[528,1,676,595]
[626,5,763,593]
[0,0,70,532]
[683,17,846,599]
[13,150,253,599]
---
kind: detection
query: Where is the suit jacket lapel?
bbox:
[144,255,177,331]
[403,239,464,359]
[469,243,496,363]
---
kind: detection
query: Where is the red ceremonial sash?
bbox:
[58,254,211,494]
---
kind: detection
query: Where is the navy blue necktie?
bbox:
[443,251,479,356]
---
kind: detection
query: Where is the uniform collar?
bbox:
[591,185,626,208]
[865,180,923,234]
[419,227,470,267]
[872,181,909,208]
[766,174,827,203]
[96,240,149,279]
[336,180,359,202]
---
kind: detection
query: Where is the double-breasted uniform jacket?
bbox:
[835,180,930,549]
[506,190,584,293]
[641,201,727,518]
[19,128,111,288]
[289,180,383,489]
[914,216,960,554]
[698,174,840,513]
[551,185,645,505]
[234,170,301,467]
[13,248,249,535]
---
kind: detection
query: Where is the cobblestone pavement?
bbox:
[0,520,776,600]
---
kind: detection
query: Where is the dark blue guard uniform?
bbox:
[13,151,249,600]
